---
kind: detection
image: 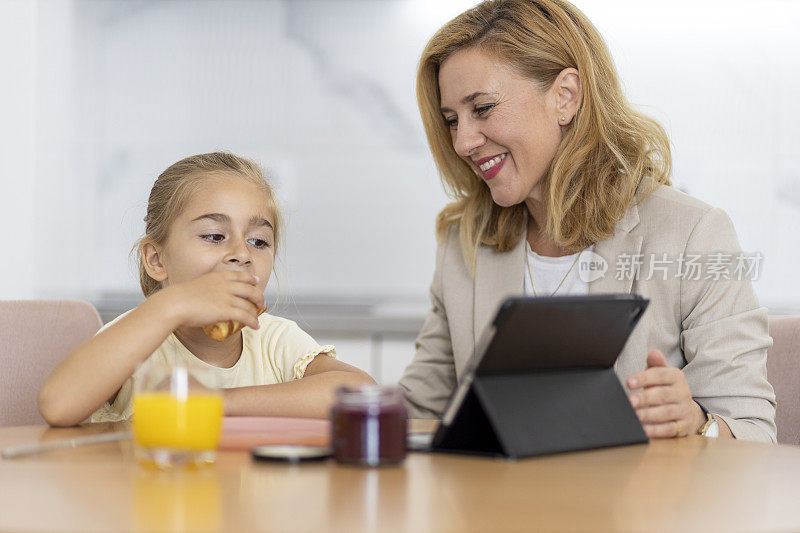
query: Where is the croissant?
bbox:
[203,304,267,342]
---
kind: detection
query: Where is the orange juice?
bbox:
[133,392,223,451]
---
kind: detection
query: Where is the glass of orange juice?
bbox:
[132,361,224,469]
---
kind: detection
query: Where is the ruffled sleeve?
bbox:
[263,317,337,382]
[292,345,337,379]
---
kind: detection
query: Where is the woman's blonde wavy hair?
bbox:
[133,152,282,297]
[417,0,671,269]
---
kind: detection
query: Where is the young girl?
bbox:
[39,152,375,426]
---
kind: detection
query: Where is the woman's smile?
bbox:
[474,152,508,180]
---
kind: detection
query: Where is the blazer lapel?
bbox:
[471,200,642,347]
[473,235,526,347]
[589,202,643,295]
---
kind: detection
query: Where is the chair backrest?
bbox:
[767,316,800,445]
[0,300,102,426]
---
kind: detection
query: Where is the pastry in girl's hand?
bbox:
[203,304,267,342]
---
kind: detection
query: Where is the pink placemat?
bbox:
[219,417,331,450]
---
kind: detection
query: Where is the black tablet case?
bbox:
[432,295,650,458]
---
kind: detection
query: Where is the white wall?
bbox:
[33,0,460,302]
[34,0,87,299]
[580,0,800,310]
[14,0,800,310]
[0,1,37,299]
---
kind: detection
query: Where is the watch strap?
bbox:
[698,412,716,436]
[696,401,717,436]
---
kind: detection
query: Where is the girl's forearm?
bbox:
[223,370,376,419]
[38,292,181,427]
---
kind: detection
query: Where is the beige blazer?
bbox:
[399,184,777,443]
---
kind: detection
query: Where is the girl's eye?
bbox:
[443,116,457,129]
[201,234,225,242]
[248,238,271,249]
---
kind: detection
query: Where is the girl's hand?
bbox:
[159,271,265,330]
[627,350,706,438]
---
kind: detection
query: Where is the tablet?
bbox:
[474,294,649,375]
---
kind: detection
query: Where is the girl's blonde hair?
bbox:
[134,152,282,297]
[417,0,671,269]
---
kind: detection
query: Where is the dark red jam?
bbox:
[331,386,407,466]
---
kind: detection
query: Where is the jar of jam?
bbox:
[331,385,407,466]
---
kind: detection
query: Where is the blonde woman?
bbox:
[399,0,775,442]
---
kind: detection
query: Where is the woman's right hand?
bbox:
[156,271,265,331]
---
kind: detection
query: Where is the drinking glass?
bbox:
[132,360,224,468]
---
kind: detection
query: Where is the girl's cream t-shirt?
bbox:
[90,311,336,422]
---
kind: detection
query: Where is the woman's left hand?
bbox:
[627,350,706,438]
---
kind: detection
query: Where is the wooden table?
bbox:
[2,421,800,532]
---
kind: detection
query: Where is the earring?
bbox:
[560,115,566,123]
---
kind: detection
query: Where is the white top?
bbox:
[90,311,336,422]
[523,243,591,297]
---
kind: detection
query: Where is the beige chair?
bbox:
[768,316,800,445]
[0,300,102,426]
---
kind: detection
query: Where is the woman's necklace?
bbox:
[525,247,581,297]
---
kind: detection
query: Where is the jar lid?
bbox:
[335,385,404,406]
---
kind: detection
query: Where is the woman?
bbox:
[399,0,776,442]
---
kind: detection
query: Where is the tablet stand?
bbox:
[433,368,647,458]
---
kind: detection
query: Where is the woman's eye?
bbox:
[475,104,494,116]
[443,116,458,128]
[201,234,225,242]
[248,238,271,249]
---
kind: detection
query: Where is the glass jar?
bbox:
[331,385,407,466]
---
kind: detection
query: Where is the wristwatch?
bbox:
[696,402,719,438]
